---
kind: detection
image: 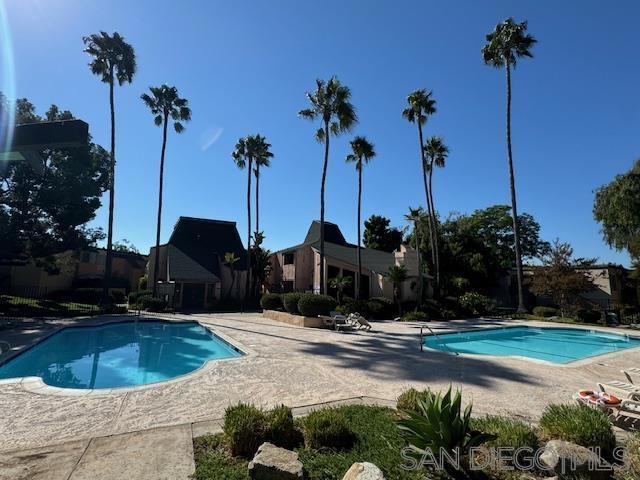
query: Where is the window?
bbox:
[283,253,295,265]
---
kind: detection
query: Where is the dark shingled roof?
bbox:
[167,245,220,282]
[167,217,247,276]
[303,221,349,246]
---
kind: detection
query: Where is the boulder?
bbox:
[248,442,303,480]
[539,440,610,480]
[342,462,385,480]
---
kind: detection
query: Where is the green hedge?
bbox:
[282,293,303,315]
[532,306,558,318]
[400,311,429,322]
[139,296,166,312]
[336,297,370,318]
[260,293,282,311]
[302,408,355,450]
[298,294,337,317]
[367,297,394,319]
[459,292,492,316]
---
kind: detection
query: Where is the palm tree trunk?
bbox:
[506,63,526,313]
[356,164,362,300]
[255,163,260,234]
[417,122,434,296]
[319,121,330,295]
[103,70,116,304]
[152,115,168,297]
[246,158,253,303]
[414,224,422,308]
[428,166,440,296]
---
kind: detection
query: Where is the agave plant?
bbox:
[397,387,496,475]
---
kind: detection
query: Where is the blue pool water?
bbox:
[423,326,640,364]
[0,321,242,389]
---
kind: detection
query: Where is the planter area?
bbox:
[262,309,327,328]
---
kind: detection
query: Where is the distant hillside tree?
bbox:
[363,215,403,253]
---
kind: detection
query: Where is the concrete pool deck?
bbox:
[1,313,639,458]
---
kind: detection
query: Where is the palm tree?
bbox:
[405,207,426,308]
[232,135,271,301]
[299,76,357,294]
[423,136,449,293]
[141,85,191,296]
[223,252,240,300]
[346,136,375,300]
[402,90,438,288]
[329,274,352,305]
[253,139,274,234]
[482,18,537,313]
[83,32,136,303]
[387,265,408,316]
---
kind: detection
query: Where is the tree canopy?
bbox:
[594,159,640,260]
[363,215,404,253]
[0,97,109,269]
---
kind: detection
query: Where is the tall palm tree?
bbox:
[83,31,136,303]
[232,135,271,301]
[141,85,191,296]
[299,76,357,294]
[253,137,274,235]
[424,136,449,292]
[387,265,408,316]
[402,90,437,287]
[223,252,240,300]
[482,18,537,313]
[405,207,426,308]
[346,136,375,300]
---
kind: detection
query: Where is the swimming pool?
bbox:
[0,321,243,389]
[423,326,640,364]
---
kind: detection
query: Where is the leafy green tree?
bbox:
[405,207,427,307]
[83,31,136,301]
[529,239,596,317]
[482,18,537,312]
[141,85,191,296]
[346,136,376,299]
[299,76,357,294]
[363,215,403,253]
[593,159,640,260]
[232,135,272,301]
[113,239,139,254]
[329,274,352,305]
[402,90,438,284]
[387,264,408,316]
[424,136,449,293]
[0,99,109,270]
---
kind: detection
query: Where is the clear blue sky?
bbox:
[3,0,639,265]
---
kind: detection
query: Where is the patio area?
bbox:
[1,312,639,478]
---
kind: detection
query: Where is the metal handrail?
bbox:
[420,324,458,355]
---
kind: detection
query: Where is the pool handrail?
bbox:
[420,324,459,355]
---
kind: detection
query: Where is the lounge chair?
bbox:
[622,368,640,383]
[597,381,640,400]
[320,311,353,332]
[347,313,372,331]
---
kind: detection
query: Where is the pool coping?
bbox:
[419,319,640,368]
[0,315,253,396]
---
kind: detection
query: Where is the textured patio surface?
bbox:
[1,312,638,458]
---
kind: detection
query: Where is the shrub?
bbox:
[575,308,602,324]
[129,289,152,306]
[459,292,492,316]
[138,275,148,291]
[616,432,640,479]
[337,297,370,318]
[397,387,431,411]
[110,290,126,304]
[532,306,558,318]
[223,403,267,457]
[282,292,303,315]
[367,297,394,319]
[539,404,615,458]
[139,296,167,312]
[420,299,443,319]
[396,387,496,471]
[298,294,337,317]
[266,404,302,449]
[400,311,429,322]
[303,408,355,450]
[471,415,538,451]
[260,293,282,311]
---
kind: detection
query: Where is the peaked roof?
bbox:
[303,221,350,246]
[168,216,246,276]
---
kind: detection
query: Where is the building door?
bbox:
[182,283,205,309]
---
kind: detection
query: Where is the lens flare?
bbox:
[0,0,16,153]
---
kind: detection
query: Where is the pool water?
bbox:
[423,326,640,364]
[0,321,242,389]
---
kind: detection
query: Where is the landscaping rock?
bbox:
[342,462,385,480]
[248,442,303,480]
[539,440,610,480]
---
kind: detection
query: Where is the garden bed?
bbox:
[262,309,327,328]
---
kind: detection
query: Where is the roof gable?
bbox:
[303,220,349,246]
